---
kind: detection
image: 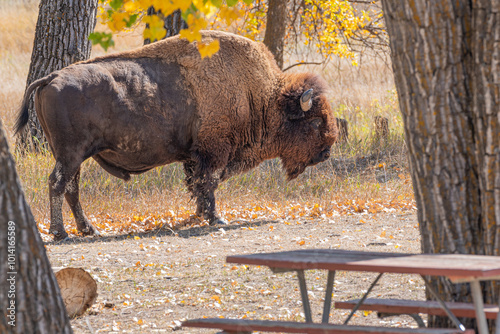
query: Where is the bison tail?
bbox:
[14,74,55,135]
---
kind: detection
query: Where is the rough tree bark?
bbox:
[144,8,187,45]
[263,0,288,69]
[0,119,72,333]
[381,0,499,330]
[17,0,98,151]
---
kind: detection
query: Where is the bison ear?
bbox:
[283,88,314,120]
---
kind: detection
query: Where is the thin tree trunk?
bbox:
[263,0,288,69]
[144,8,187,45]
[382,0,499,330]
[0,119,72,333]
[17,0,98,151]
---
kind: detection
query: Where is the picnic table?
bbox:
[224,249,500,334]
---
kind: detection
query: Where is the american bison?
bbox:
[16,30,337,240]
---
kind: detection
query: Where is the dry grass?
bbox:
[0,2,413,238]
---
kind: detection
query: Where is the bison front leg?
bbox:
[184,162,226,225]
[195,175,226,225]
[64,169,99,236]
[183,161,203,216]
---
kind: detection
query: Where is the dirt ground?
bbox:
[46,211,424,333]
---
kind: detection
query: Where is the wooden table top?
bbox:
[226,249,500,279]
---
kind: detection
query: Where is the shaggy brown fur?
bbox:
[16,31,337,240]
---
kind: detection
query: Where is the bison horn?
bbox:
[300,89,313,112]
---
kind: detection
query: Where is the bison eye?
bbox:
[310,118,323,130]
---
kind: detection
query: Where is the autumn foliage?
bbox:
[91,0,252,57]
[91,0,382,62]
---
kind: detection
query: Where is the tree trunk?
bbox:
[263,0,288,69]
[382,0,499,330]
[17,0,98,151]
[0,119,72,333]
[144,8,187,45]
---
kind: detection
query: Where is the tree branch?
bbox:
[282,61,324,72]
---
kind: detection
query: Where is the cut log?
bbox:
[55,267,98,318]
[335,118,349,143]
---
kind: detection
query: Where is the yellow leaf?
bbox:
[134,236,140,240]
[179,26,202,43]
[218,6,243,25]
[108,12,128,31]
[152,0,176,16]
[298,240,305,246]
[380,230,386,237]
[135,260,141,266]
[123,1,141,13]
[192,0,217,17]
[143,15,167,42]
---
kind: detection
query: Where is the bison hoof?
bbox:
[51,231,70,242]
[210,218,228,226]
[79,226,100,237]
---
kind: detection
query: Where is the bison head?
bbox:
[277,73,337,180]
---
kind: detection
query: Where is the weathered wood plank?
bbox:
[182,318,474,334]
[335,298,499,320]
[226,250,500,279]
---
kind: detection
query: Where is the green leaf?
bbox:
[241,0,253,5]
[109,0,123,11]
[89,32,115,51]
[125,14,138,28]
[210,0,222,7]
[227,0,238,6]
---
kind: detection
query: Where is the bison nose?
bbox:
[311,148,331,165]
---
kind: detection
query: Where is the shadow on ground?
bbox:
[44,219,277,246]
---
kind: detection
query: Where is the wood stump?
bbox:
[55,267,98,318]
[374,116,389,141]
[335,118,349,143]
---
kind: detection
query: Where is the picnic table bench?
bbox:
[182,249,500,334]
[182,318,475,334]
[335,298,500,328]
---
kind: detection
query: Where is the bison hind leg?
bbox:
[64,169,99,237]
[48,161,72,240]
[49,160,97,240]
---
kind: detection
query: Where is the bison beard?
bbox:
[15,31,337,240]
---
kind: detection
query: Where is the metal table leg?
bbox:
[322,270,336,323]
[496,291,500,334]
[296,269,313,323]
[470,280,488,334]
[421,276,466,332]
[343,273,384,325]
